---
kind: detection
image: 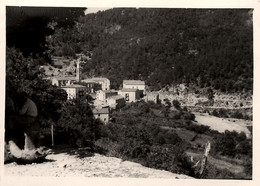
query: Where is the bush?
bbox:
[212,109,219,117]
[231,111,244,119]
[219,108,228,118]
[214,130,252,157]
[146,144,194,176]
[56,99,100,148]
[172,100,181,110]
[186,124,210,134]
[204,163,235,179]
[180,112,195,120]
[94,138,120,157]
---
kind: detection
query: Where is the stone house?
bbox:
[107,95,125,109]
[93,108,110,124]
[61,84,86,100]
[81,79,101,93]
[82,77,110,91]
[51,76,77,87]
[96,90,118,102]
[118,88,140,103]
[123,80,145,95]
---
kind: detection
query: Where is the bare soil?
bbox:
[4,151,192,179]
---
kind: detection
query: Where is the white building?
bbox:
[118,88,140,103]
[81,79,101,93]
[123,80,145,90]
[61,84,86,100]
[96,90,118,102]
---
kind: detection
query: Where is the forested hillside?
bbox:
[46,8,253,92]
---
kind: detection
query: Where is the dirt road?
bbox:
[4,152,192,179]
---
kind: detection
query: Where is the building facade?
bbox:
[107,95,125,109]
[96,90,118,102]
[118,88,140,103]
[82,77,110,91]
[51,76,77,87]
[145,93,159,104]
[123,80,145,90]
[61,84,86,100]
[81,79,101,93]
[93,108,110,124]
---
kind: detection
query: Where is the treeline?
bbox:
[46,8,253,92]
[6,7,86,59]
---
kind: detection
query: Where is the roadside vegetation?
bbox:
[210,108,252,121]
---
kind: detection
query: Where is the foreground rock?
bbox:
[5,152,192,178]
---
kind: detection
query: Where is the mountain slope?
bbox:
[48,8,253,92]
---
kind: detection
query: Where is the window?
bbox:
[125,93,129,101]
[79,90,84,97]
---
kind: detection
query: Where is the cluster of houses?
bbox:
[43,57,157,124]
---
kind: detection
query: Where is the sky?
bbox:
[84,7,112,15]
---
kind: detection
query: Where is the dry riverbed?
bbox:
[193,112,251,137]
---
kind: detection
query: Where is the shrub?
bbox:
[56,99,100,148]
[215,130,252,157]
[204,163,235,179]
[186,124,210,134]
[231,111,244,119]
[146,144,194,176]
[212,109,219,117]
[94,138,120,157]
[219,108,228,118]
[172,100,181,110]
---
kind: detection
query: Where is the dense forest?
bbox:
[6,8,253,92]
[45,8,253,92]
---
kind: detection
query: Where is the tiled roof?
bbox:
[82,79,98,83]
[82,77,109,82]
[62,84,86,88]
[123,80,145,85]
[53,76,77,81]
[121,88,138,92]
[91,77,109,81]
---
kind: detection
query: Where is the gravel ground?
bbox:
[4,152,192,179]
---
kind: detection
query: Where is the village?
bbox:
[40,54,252,125]
[41,55,159,124]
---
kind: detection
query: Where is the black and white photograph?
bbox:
[1,1,258,185]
